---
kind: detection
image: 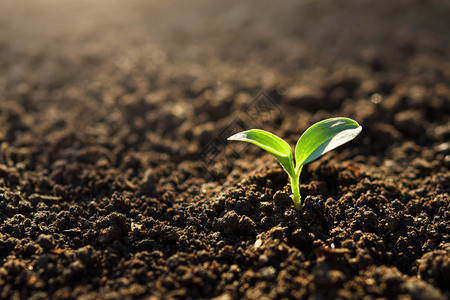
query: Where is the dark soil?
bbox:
[1,0,449,299]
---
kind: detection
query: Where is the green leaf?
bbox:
[295,117,362,168]
[228,129,295,177]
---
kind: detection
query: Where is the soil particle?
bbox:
[273,191,292,209]
[35,234,55,251]
[313,268,347,288]
[417,245,450,291]
[214,211,248,235]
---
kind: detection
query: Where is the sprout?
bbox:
[228,117,362,210]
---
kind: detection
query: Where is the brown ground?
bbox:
[0,0,449,299]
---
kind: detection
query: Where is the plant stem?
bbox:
[290,166,303,210]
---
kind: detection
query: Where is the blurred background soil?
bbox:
[0,0,449,299]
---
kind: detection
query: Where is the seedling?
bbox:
[228,117,362,210]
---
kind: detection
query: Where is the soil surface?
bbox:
[1,0,449,299]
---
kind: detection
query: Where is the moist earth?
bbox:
[0,0,449,299]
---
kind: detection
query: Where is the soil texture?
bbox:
[0,0,449,299]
